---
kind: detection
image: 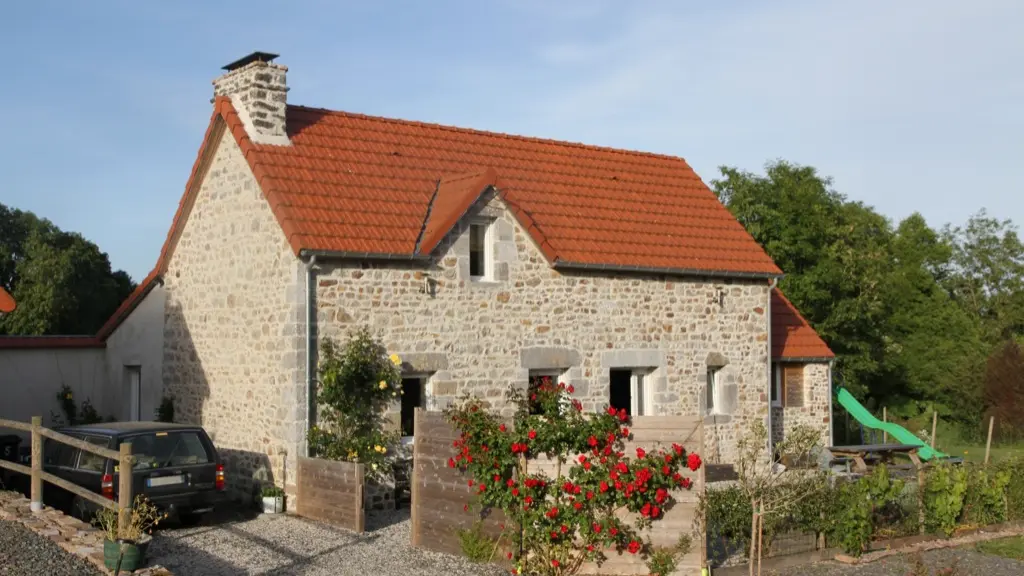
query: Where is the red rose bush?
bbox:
[444,377,702,576]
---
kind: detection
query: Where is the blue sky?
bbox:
[2,0,1022,282]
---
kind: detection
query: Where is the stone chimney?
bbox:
[213,51,290,145]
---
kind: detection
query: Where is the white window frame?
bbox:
[706,367,722,415]
[400,373,429,445]
[772,363,783,408]
[468,219,495,282]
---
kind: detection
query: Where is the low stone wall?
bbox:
[296,457,366,532]
[0,490,172,575]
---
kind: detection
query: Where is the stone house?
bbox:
[2,51,834,502]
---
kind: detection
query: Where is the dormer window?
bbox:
[469,221,493,281]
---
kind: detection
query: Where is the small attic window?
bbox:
[469,221,493,280]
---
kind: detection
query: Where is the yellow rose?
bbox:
[389,354,401,366]
[379,380,388,389]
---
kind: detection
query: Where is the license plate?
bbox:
[147,475,185,487]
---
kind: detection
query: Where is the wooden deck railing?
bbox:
[0,416,134,532]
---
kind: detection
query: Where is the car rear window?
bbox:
[122,431,211,470]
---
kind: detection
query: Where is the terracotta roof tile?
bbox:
[198,98,781,276]
[771,290,834,360]
[0,287,14,313]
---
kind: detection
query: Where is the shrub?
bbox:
[155,395,175,423]
[261,485,285,498]
[444,377,703,576]
[923,463,968,536]
[307,327,402,481]
[961,465,1011,525]
[827,465,905,555]
[457,520,503,563]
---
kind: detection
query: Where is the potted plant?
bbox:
[262,484,285,514]
[93,495,166,571]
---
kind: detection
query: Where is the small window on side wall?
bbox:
[706,367,720,415]
[771,363,782,407]
[469,222,489,280]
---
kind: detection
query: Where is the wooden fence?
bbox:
[410,408,706,574]
[0,416,134,532]
[296,456,365,533]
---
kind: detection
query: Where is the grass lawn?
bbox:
[935,441,1024,463]
[976,536,1024,560]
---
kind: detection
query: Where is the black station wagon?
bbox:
[43,421,226,523]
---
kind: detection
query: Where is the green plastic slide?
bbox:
[835,387,947,461]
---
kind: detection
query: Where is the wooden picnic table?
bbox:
[828,443,922,473]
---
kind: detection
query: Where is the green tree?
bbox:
[0,202,135,335]
[943,210,1024,344]
[712,161,893,400]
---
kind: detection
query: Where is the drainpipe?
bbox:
[827,358,835,446]
[304,255,318,457]
[766,278,779,455]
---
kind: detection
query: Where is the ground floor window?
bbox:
[528,370,564,415]
[772,363,782,407]
[609,369,651,416]
[400,376,426,437]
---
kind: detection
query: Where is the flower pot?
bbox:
[103,535,151,571]
[262,495,284,514]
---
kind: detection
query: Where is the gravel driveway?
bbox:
[771,547,1024,575]
[0,519,103,576]
[148,507,506,576]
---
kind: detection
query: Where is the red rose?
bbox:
[467,479,474,487]
[687,453,702,471]
[493,475,500,482]
[550,531,558,540]
[552,560,560,568]
[584,461,592,470]
[599,481,609,493]
[567,385,575,393]
[592,523,602,533]
[610,527,618,536]
[574,501,582,510]
[641,503,651,516]
[447,458,456,468]
[636,447,646,459]
[525,496,533,504]
[621,427,630,437]
[578,454,587,463]
[528,430,537,440]
[627,540,641,554]
[652,505,661,518]
[506,552,512,560]
[618,409,628,422]
[546,507,559,518]
[507,479,515,487]
[655,488,668,503]
[587,435,598,447]
[607,406,617,416]
[463,504,469,512]
[499,424,507,432]
[560,524,568,533]
[586,491,594,500]
[682,477,692,489]
[512,488,520,496]
[672,443,684,456]
[662,465,670,474]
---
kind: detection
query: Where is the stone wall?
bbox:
[770,362,831,447]
[313,192,772,464]
[161,125,307,504]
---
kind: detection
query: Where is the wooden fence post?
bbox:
[30,416,43,513]
[985,416,995,465]
[930,411,937,450]
[118,442,133,536]
[882,407,888,444]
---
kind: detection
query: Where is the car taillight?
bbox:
[101,474,114,500]
[215,464,225,491]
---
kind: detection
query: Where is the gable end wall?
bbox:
[161,129,307,502]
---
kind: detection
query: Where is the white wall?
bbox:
[0,285,167,443]
[104,285,166,422]
[0,347,109,439]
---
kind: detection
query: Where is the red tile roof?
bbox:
[771,290,834,360]
[0,287,14,313]
[0,336,103,349]
[95,270,162,340]
[158,97,781,277]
